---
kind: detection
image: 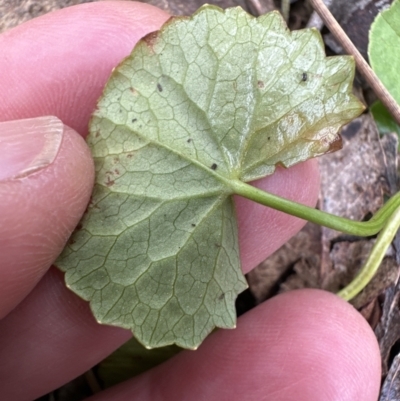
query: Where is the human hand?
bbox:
[0,2,380,400]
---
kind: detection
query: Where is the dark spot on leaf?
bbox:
[127,153,133,158]
[95,131,100,138]
[211,163,218,170]
[130,87,136,94]
[215,243,221,248]
[105,177,115,187]
[257,80,264,89]
[157,83,163,92]
[115,169,120,175]
[218,293,225,300]
[132,118,137,123]
[76,223,83,231]
[191,223,196,227]
[302,72,308,82]
[268,136,271,140]
[187,138,192,143]
[69,238,76,245]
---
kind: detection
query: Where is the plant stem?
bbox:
[337,205,400,301]
[229,179,400,237]
[281,0,290,21]
[309,0,400,127]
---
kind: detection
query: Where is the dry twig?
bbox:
[309,0,400,127]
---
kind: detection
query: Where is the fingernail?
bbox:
[0,116,63,181]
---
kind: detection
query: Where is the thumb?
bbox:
[0,116,94,318]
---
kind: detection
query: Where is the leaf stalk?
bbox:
[337,204,400,300]
[230,179,400,301]
[230,179,400,237]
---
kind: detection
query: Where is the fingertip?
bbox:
[91,289,380,401]
[142,289,380,401]
[0,118,94,317]
[255,289,381,401]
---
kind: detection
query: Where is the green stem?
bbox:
[337,204,400,300]
[281,0,290,21]
[229,179,400,237]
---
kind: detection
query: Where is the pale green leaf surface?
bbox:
[369,0,400,105]
[56,6,363,349]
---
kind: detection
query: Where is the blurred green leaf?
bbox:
[369,0,400,105]
[370,101,400,140]
[56,5,363,350]
[98,338,181,387]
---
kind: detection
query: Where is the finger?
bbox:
[0,268,131,401]
[90,290,381,401]
[0,0,320,273]
[0,117,94,318]
[0,1,170,136]
[0,272,381,401]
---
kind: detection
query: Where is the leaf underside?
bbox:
[56,6,363,349]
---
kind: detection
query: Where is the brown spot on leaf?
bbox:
[105,177,115,187]
[157,83,163,92]
[211,163,217,170]
[142,31,159,53]
[327,136,343,153]
[257,80,264,89]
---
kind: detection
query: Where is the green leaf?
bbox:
[56,6,363,349]
[98,338,181,387]
[370,100,400,140]
[369,0,400,105]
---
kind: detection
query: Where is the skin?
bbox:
[0,2,381,400]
